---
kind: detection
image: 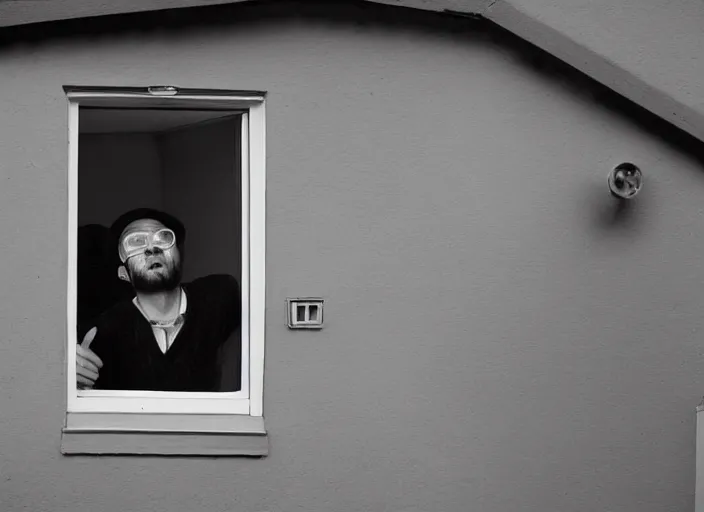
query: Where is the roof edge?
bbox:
[0,0,251,28]
[1,0,702,144]
[483,1,704,144]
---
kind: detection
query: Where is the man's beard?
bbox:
[127,254,182,293]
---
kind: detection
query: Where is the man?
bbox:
[75,208,240,391]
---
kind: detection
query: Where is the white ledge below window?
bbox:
[61,413,268,456]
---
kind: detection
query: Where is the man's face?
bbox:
[119,218,182,292]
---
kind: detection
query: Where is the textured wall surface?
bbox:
[1,2,704,512]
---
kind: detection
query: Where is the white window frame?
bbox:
[62,88,267,455]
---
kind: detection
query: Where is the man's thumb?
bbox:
[81,327,97,349]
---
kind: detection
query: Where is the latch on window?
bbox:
[287,298,324,329]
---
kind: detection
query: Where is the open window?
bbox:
[61,87,267,456]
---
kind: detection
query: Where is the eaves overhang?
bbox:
[1,0,702,144]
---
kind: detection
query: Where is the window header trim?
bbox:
[63,85,267,97]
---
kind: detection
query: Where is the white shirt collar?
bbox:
[132,287,187,322]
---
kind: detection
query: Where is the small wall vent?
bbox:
[287,298,324,329]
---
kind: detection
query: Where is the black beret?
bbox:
[110,208,186,246]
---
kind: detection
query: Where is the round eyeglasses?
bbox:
[120,228,176,262]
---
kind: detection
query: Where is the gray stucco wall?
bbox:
[1,2,703,511]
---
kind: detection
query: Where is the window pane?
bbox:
[76,107,243,392]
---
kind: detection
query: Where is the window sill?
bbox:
[61,413,268,456]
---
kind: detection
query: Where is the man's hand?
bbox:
[76,327,103,389]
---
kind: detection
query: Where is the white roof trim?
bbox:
[0,0,250,27]
[2,0,703,143]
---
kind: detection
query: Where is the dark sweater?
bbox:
[90,274,240,391]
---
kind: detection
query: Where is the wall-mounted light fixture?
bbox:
[608,162,643,199]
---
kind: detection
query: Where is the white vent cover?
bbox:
[287,298,324,329]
